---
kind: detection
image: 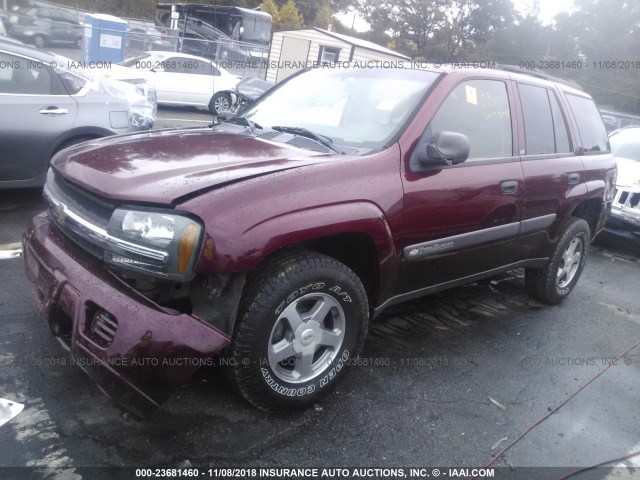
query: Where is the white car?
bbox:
[607,126,640,242]
[119,51,240,114]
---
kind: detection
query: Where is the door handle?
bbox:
[39,107,68,116]
[568,172,580,185]
[500,180,519,194]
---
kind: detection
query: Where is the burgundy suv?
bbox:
[24,66,616,415]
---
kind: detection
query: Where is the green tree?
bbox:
[484,14,576,65]
[356,0,516,61]
[357,0,447,58]
[260,0,280,26]
[553,0,640,112]
[278,0,303,29]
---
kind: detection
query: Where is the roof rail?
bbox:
[495,64,583,91]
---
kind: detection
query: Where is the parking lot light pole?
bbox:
[170,5,179,52]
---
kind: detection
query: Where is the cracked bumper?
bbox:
[23,213,229,416]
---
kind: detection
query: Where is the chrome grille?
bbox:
[47,170,116,229]
[613,188,640,209]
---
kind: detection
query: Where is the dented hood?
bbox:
[51,128,328,204]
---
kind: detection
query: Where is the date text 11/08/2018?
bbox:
[519,60,640,70]
[134,467,496,478]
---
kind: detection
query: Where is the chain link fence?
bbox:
[124,22,268,79]
[6,1,268,79]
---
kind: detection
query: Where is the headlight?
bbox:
[104,208,204,281]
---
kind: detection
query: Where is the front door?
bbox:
[397,78,524,294]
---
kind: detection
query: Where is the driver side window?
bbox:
[429,79,513,160]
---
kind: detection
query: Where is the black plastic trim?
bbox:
[404,222,520,260]
[518,214,557,235]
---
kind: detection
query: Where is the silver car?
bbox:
[0,43,156,189]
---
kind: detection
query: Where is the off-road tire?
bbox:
[228,251,369,411]
[525,218,590,304]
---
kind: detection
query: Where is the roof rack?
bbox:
[495,64,583,91]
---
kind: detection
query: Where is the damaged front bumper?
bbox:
[23,213,229,416]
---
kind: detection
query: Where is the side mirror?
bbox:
[423,131,470,166]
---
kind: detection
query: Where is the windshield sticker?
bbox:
[465,85,478,105]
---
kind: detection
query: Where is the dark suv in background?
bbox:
[24,65,616,416]
[8,6,83,48]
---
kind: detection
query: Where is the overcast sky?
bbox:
[335,0,576,32]
[514,0,575,23]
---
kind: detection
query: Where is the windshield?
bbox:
[610,128,640,162]
[242,68,440,150]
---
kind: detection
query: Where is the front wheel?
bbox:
[209,92,231,115]
[228,252,369,411]
[525,218,590,304]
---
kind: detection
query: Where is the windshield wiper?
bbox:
[224,116,262,136]
[271,126,344,154]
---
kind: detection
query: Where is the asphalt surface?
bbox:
[1,50,640,478]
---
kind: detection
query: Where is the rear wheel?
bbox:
[228,251,369,411]
[209,92,231,115]
[33,35,46,48]
[525,218,590,304]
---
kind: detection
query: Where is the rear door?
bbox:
[398,77,525,294]
[151,56,189,104]
[515,81,586,255]
[0,51,78,183]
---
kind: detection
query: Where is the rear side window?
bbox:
[519,84,572,154]
[519,84,554,154]
[429,79,513,160]
[549,92,571,153]
[566,94,610,153]
[57,70,85,95]
[0,53,54,95]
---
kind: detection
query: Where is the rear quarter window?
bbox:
[566,94,610,153]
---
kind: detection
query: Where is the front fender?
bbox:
[200,201,396,274]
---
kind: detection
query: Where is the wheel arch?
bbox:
[280,232,381,307]
[569,198,603,239]
[208,202,398,309]
[48,128,113,159]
